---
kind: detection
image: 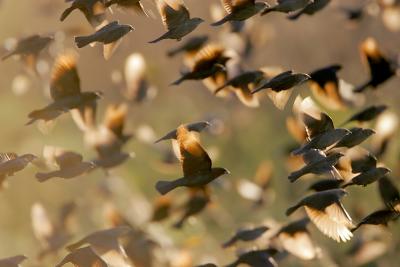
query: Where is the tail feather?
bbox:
[170,76,186,86]
[148,34,166,44]
[60,6,75,21]
[353,80,372,93]
[222,237,237,248]
[288,170,303,183]
[1,51,15,61]
[75,36,95,48]
[286,204,301,216]
[155,180,180,195]
[35,172,54,182]
[211,16,229,26]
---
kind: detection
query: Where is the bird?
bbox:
[341,105,387,125]
[55,246,107,267]
[0,153,37,189]
[154,121,210,143]
[149,0,204,43]
[155,125,229,195]
[288,150,344,182]
[351,209,400,232]
[222,225,269,248]
[333,128,375,149]
[224,248,278,267]
[353,38,396,93]
[350,149,377,174]
[170,44,230,85]
[287,0,331,20]
[308,178,343,192]
[261,0,313,16]
[342,167,391,188]
[252,70,310,94]
[0,255,27,267]
[286,189,354,242]
[105,0,147,16]
[378,176,400,212]
[173,190,210,228]
[167,35,209,57]
[75,21,133,60]
[60,0,107,27]
[150,196,172,222]
[211,0,269,26]
[26,53,102,125]
[35,151,95,182]
[1,34,53,61]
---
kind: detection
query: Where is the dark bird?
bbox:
[288,0,331,20]
[252,70,310,94]
[173,190,210,228]
[60,0,107,27]
[222,225,269,248]
[55,246,107,267]
[170,44,230,85]
[35,151,95,182]
[167,35,209,57]
[288,150,344,182]
[26,53,102,125]
[334,128,375,149]
[1,34,53,61]
[225,248,278,267]
[308,178,343,192]
[75,21,133,60]
[341,105,387,125]
[353,38,396,93]
[150,196,172,222]
[149,0,204,43]
[211,0,269,26]
[286,189,354,242]
[196,264,217,267]
[155,121,210,143]
[0,255,27,267]
[155,125,229,195]
[378,176,400,212]
[261,0,312,15]
[350,150,377,174]
[342,167,391,188]
[105,0,147,16]
[351,209,400,232]
[0,153,37,189]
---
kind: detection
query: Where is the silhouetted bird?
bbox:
[341,105,387,125]
[55,246,107,267]
[378,176,400,212]
[350,150,377,174]
[211,0,268,26]
[167,35,209,57]
[149,0,204,43]
[342,167,390,188]
[60,0,106,27]
[222,225,269,248]
[155,125,229,195]
[0,153,37,189]
[351,209,399,232]
[286,189,354,242]
[150,196,172,222]
[1,35,53,61]
[261,0,312,15]
[334,128,375,149]
[252,70,310,94]
[105,0,147,16]
[225,248,278,267]
[288,0,331,20]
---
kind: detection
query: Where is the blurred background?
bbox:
[0,0,399,266]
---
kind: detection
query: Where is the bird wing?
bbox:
[55,151,83,169]
[157,0,190,30]
[0,153,18,163]
[300,97,334,139]
[50,53,81,101]
[177,125,212,177]
[192,44,225,71]
[222,0,254,13]
[279,231,317,260]
[103,103,128,140]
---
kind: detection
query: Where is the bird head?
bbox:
[211,167,230,178]
[122,24,135,34]
[192,17,205,25]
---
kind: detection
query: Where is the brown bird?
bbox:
[225,248,278,267]
[211,0,269,26]
[351,209,399,232]
[149,0,204,43]
[170,44,230,85]
[222,225,269,248]
[341,105,387,126]
[342,167,390,188]
[35,151,95,182]
[0,255,27,267]
[75,21,133,60]
[155,121,210,143]
[354,38,396,93]
[105,0,147,16]
[26,53,102,125]
[60,0,106,27]
[1,34,53,61]
[155,125,229,195]
[286,189,354,242]
[287,0,331,20]
[55,246,108,267]
[334,128,375,149]
[0,153,37,189]
[261,0,313,15]
[173,189,210,228]
[378,176,400,212]
[167,35,209,57]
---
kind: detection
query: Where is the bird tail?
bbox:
[341,182,352,189]
[35,172,53,182]
[351,224,360,233]
[172,217,186,229]
[170,76,186,86]
[287,9,303,20]
[291,145,305,156]
[353,80,372,93]
[1,51,15,61]
[286,203,301,216]
[211,17,229,27]
[75,35,95,48]
[222,237,236,248]
[148,34,166,44]
[288,170,303,183]
[155,180,180,195]
[60,6,75,21]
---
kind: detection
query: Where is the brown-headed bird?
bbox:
[286,188,354,242]
[75,21,133,60]
[288,149,344,182]
[378,176,400,212]
[0,255,27,267]
[341,105,387,125]
[225,248,278,267]
[167,35,209,57]
[211,0,269,26]
[149,0,204,43]
[55,246,107,267]
[351,209,399,232]
[354,38,396,93]
[170,44,230,85]
[342,167,390,188]
[35,151,95,182]
[154,121,210,143]
[0,153,37,189]
[261,0,313,15]
[26,53,102,125]
[1,34,53,61]
[155,125,229,195]
[288,0,331,20]
[334,128,375,149]
[105,0,147,16]
[173,189,210,228]
[222,225,269,248]
[60,0,107,27]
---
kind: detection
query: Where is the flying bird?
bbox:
[0,153,37,189]
[351,209,400,232]
[334,128,375,149]
[55,246,107,267]
[261,0,313,16]
[173,190,210,228]
[167,35,209,57]
[287,0,331,20]
[60,0,107,27]
[341,105,387,125]
[155,121,210,143]
[225,248,278,267]
[378,176,400,212]
[1,34,53,61]
[222,225,269,248]
[342,167,391,188]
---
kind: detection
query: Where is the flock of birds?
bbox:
[1,0,400,266]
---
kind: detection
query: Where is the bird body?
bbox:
[334,128,375,148]
[343,167,390,188]
[1,35,53,61]
[222,226,269,248]
[352,209,399,232]
[342,105,387,125]
[212,1,268,26]
[252,70,310,94]
[378,176,400,212]
[0,153,36,188]
[288,0,330,20]
[60,0,106,26]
